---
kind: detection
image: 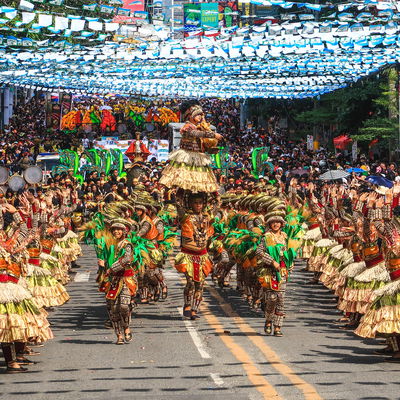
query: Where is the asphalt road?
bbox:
[2,245,400,400]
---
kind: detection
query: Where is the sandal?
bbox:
[28,342,44,347]
[274,329,283,337]
[161,287,168,299]
[23,348,40,356]
[124,332,133,343]
[116,336,124,345]
[16,357,36,365]
[191,310,200,320]
[183,307,192,319]
[6,365,28,374]
[264,322,272,335]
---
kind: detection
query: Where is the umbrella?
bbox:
[346,168,368,174]
[319,170,350,181]
[366,175,394,188]
[291,168,309,176]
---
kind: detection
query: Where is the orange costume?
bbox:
[175,212,214,281]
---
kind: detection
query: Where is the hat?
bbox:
[265,213,286,226]
[110,218,132,232]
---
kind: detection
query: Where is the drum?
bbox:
[0,186,7,195]
[0,167,9,185]
[8,175,25,192]
[23,166,43,184]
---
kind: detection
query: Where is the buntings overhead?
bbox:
[1,1,400,98]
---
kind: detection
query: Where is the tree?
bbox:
[355,67,399,149]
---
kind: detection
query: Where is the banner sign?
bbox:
[307,135,314,151]
[94,138,169,162]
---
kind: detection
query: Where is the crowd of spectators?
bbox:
[2,93,400,207]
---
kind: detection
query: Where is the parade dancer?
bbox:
[105,219,137,345]
[149,204,168,299]
[134,199,159,303]
[0,205,53,373]
[159,100,222,193]
[160,101,222,320]
[355,205,400,361]
[175,193,214,320]
[256,209,290,337]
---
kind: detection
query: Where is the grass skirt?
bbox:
[306,239,336,272]
[320,249,353,291]
[355,280,400,338]
[41,252,70,284]
[26,264,70,308]
[56,231,82,263]
[338,262,390,314]
[160,149,218,193]
[0,282,53,343]
[302,227,322,259]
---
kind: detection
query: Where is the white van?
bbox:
[36,153,60,179]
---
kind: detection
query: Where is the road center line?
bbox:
[169,265,281,398]
[201,301,282,399]
[177,307,212,359]
[210,372,224,386]
[207,286,323,400]
[74,271,91,282]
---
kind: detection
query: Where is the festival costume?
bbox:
[301,202,323,259]
[0,224,53,372]
[256,228,292,333]
[136,211,163,302]
[355,213,400,339]
[104,238,137,339]
[209,206,235,288]
[160,105,220,193]
[175,211,214,315]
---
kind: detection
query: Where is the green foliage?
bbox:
[294,107,336,125]
[354,67,399,143]
[357,117,398,141]
[293,78,382,134]
[246,75,383,137]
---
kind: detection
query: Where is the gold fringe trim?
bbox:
[0,283,32,304]
[160,164,218,193]
[0,309,53,343]
[355,305,400,338]
[168,149,212,167]
[354,263,390,283]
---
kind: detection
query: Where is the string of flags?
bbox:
[1,0,400,98]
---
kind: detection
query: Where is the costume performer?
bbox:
[255,206,294,336]
[159,100,222,193]
[104,219,137,345]
[160,101,222,320]
[175,193,214,320]
[0,207,53,373]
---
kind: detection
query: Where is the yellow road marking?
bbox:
[201,300,282,399]
[207,286,323,400]
[173,269,281,399]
